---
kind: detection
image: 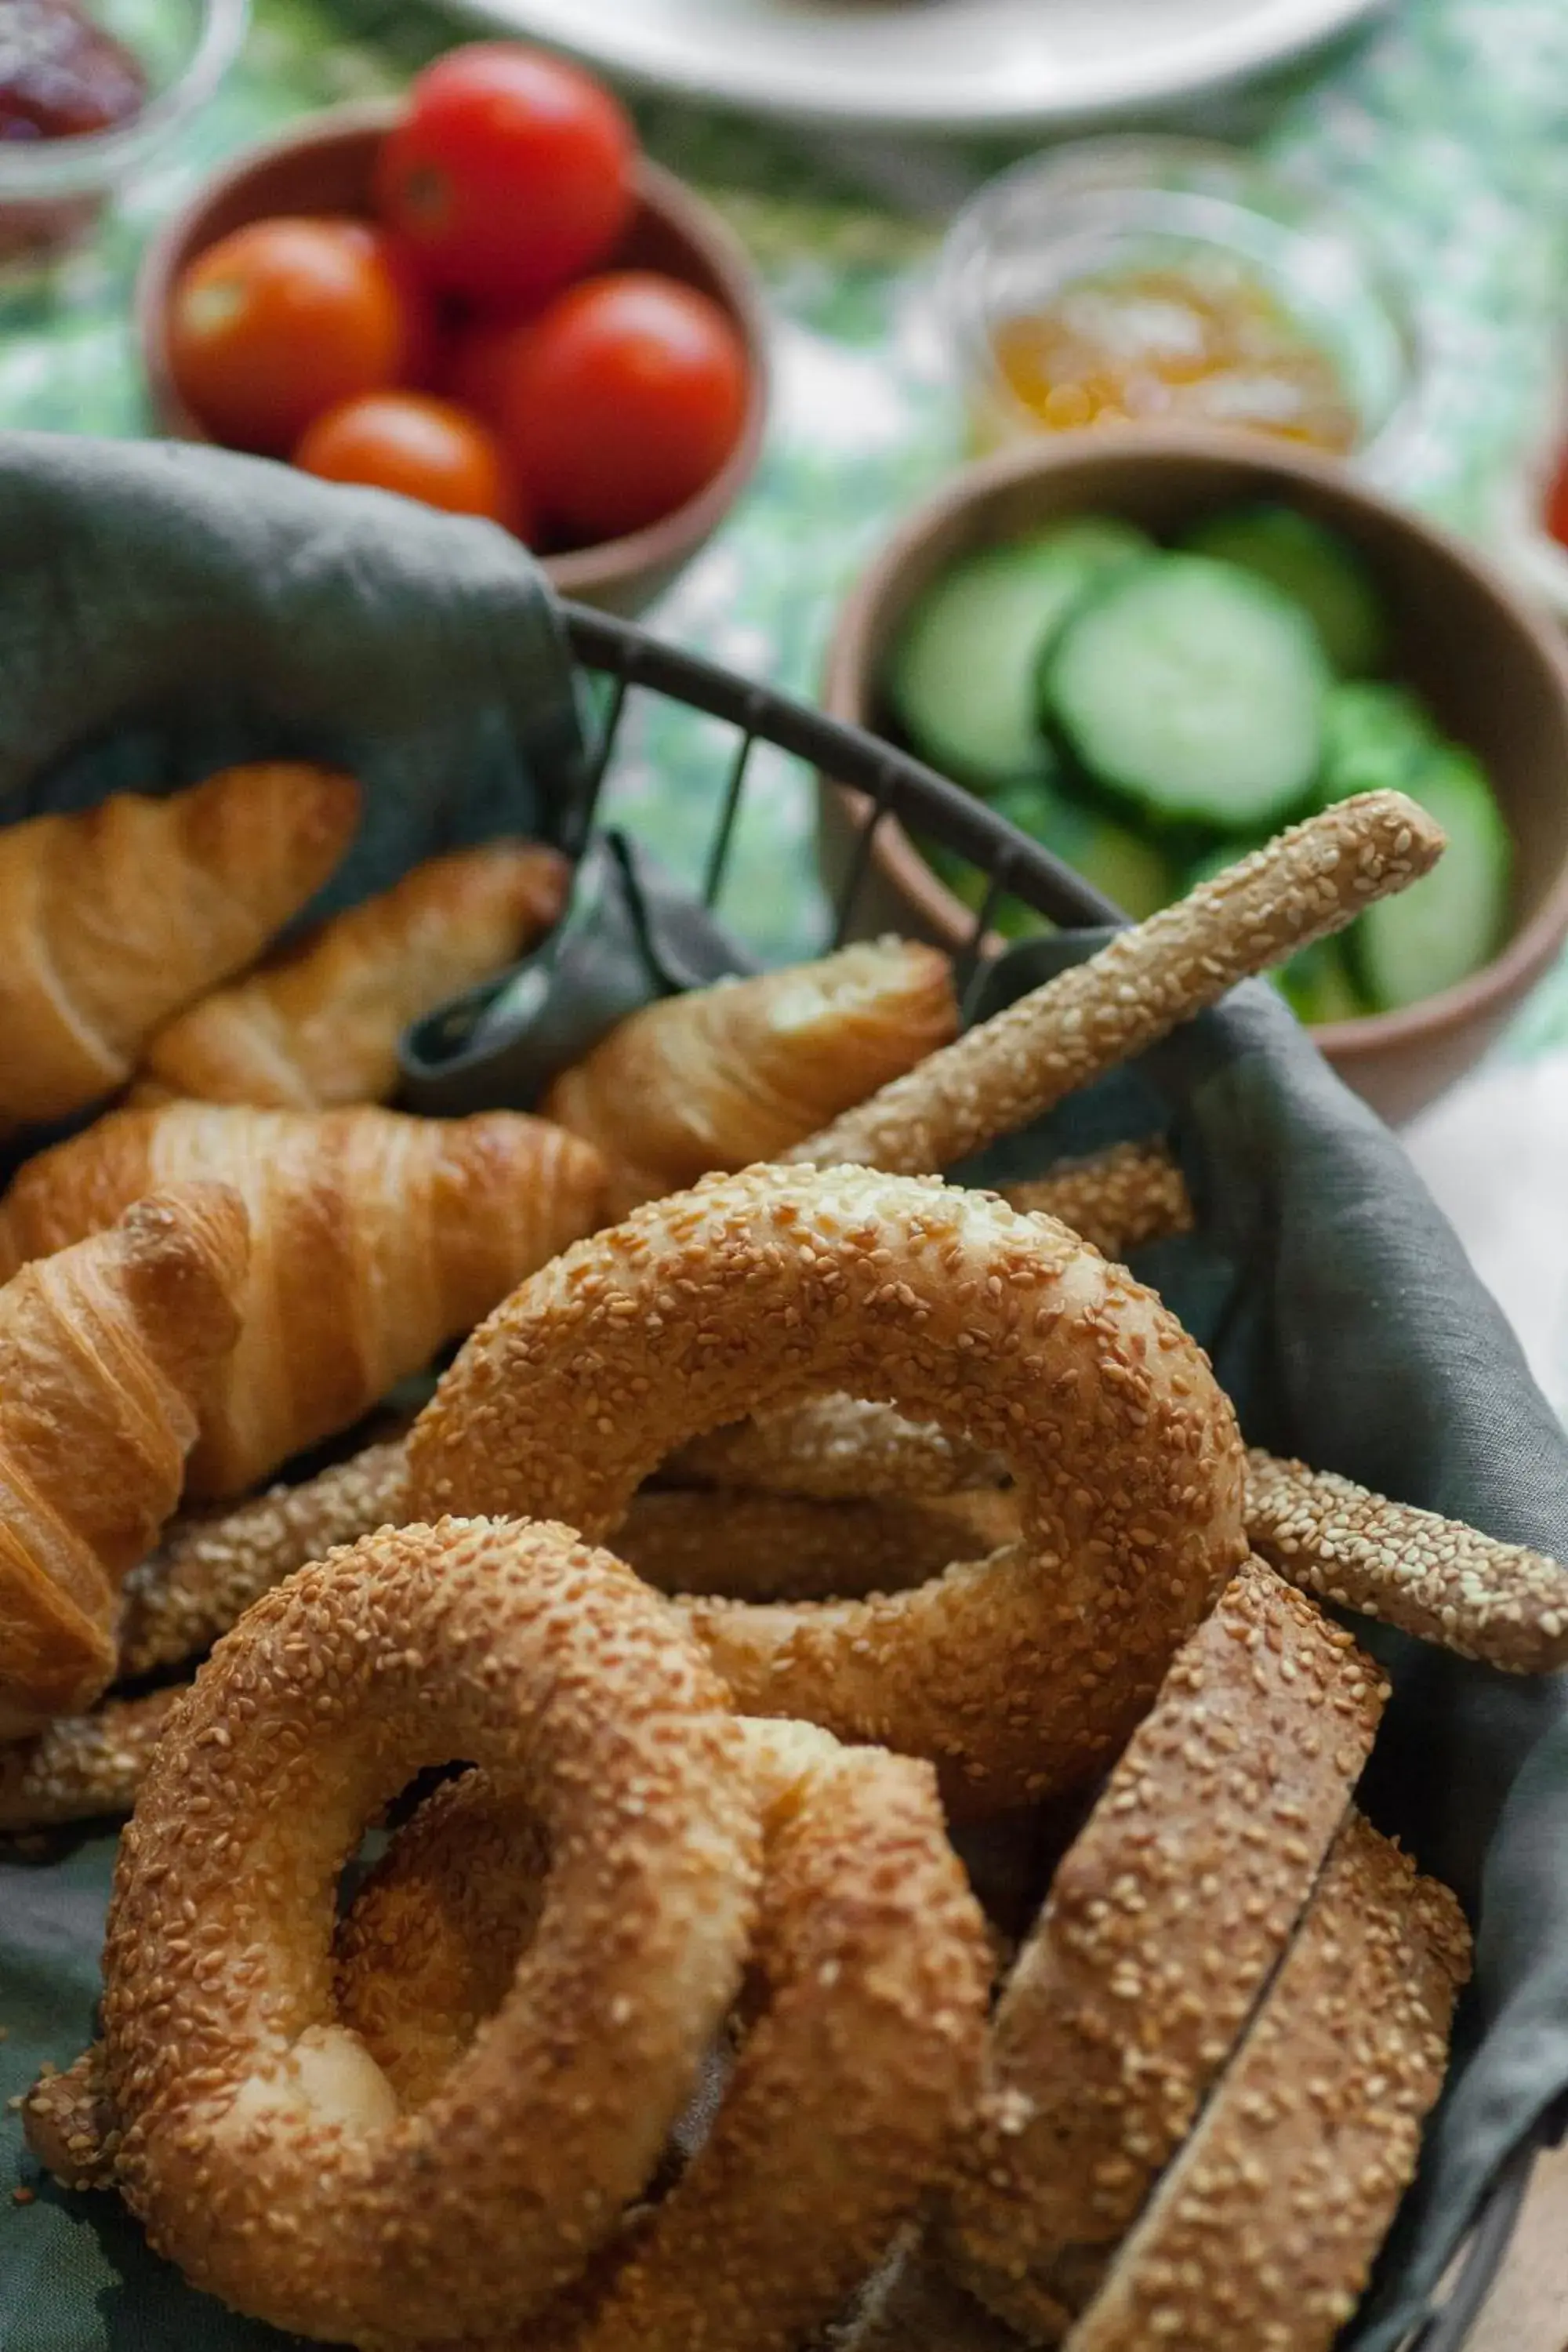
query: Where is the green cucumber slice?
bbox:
[884,520,1152,789]
[1352,747,1512,1011]
[1273,939,1368,1025]
[989,775,1178,921]
[1317,681,1438,806]
[1185,503,1388,675]
[1044,554,1329,833]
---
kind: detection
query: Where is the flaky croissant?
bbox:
[0,1103,606,1497]
[137,843,568,1110]
[0,764,361,1127]
[543,938,959,1213]
[0,1184,249,1738]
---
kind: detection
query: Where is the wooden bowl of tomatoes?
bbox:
[136,48,768,615]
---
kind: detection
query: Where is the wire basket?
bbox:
[561,597,1551,2352]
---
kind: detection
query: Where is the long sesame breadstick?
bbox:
[22,2047,119,2192]
[1002,1139,1193,1261]
[0,1686,183,1832]
[666,1394,1007,1504]
[786,792,1444,1175]
[116,1438,409,1680]
[1247,1449,1568,1674]
[615,1484,1021,1602]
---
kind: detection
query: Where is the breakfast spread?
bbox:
[1,767,1559,2351]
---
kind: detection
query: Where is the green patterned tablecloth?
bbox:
[5,0,1568,1399]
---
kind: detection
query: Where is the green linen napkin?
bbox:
[0,433,1565,2352]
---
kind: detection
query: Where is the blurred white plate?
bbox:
[458,0,1385,133]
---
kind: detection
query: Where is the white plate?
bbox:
[454,0,1386,134]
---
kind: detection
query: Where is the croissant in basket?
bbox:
[137,842,568,1110]
[0,1102,606,1497]
[0,1183,249,1738]
[542,936,959,1213]
[0,763,360,1127]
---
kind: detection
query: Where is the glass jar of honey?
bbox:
[937,140,1421,477]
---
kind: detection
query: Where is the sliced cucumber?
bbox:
[1044,554,1329,833]
[1185,503,1388,676]
[990,776,1178,921]
[1317,681,1437,805]
[1352,747,1512,1011]
[885,521,1152,790]
[1272,939,1368,1025]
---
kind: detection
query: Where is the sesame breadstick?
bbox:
[786,792,1444,1176]
[0,1686,183,1832]
[1002,1139,1193,1261]
[666,1394,1007,1504]
[21,2047,119,2192]
[1247,1448,1568,1674]
[116,1438,409,1680]
[615,1484,1021,1602]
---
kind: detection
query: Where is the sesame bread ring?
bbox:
[1065,1811,1470,2352]
[95,1518,761,2347]
[940,1560,1388,2339]
[408,1166,1249,1814]
[277,1718,990,2352]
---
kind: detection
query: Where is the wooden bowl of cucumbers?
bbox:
[820,429,1568,1124]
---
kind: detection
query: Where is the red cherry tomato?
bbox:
[1546,445,1568,550]
[295,391,528,537]
[500,271,750,543]
[374,230,442,390]
[374,43,635,309]
[439,310,537,431]
[169,216,412,455]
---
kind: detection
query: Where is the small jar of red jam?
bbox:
[0,0,146,143]
[937,139,1421,478]
[0,0,247,264]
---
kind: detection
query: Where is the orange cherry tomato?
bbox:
[169,216,414,456]
[500,271,750,543]
[294,390,527,536]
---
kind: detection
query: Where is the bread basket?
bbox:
[0,430,1564,2352]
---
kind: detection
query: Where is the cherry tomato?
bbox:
[375,230,442,390]
[169,217,414,456]
[295,391,528,536]
[1546,445,1568,551]
[438,310,537,431]
[500,271,750,543]
[375,43,634,309]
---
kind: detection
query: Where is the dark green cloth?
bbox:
[1,434,1566,2351]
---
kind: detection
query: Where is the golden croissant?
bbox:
[543,938,959,1212]
[0,1102,606,1497]
[0,763,361,1127]
[0,1184,249,1738]
[137,842,568,1110]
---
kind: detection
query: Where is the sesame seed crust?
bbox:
[783,794,1446,1177]
[668,1396,1005,1503]
[407,1167,1248,1813]
[614,1484,1021,1602]
[1001,1143,1194,1266]
[1063,1812,1470,2352]
[546,1719,992,2352]
[940,1560,1389,2338]
[116,1438,410,1679]
[1247,1448,1568,1673]
[21,2045,120,2192]
[95,1516,761,2347]
[0,1684,182,1831]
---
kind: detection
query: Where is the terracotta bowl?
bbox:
[136,100,769,618]
[819,429,1568,1126]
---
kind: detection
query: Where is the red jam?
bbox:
[0,0,147,141]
